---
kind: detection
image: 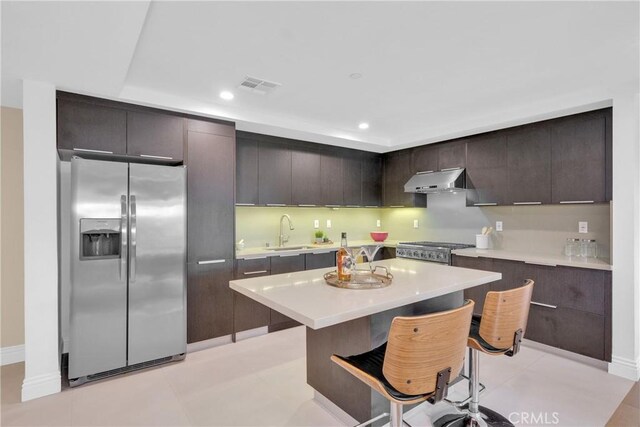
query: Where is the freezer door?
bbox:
[128,163,186,364]
[69,158,129,379]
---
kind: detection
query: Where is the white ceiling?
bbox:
[2,1,638,151]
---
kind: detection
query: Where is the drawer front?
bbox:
[305,252,336,270]
[235,258,271,278]
[526,305,605,360]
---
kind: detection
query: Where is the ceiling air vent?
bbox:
[238,76,281,95]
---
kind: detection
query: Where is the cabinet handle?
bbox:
[389,205,405,208]
[139,154,173,160]
[243,270,268,275]
[364,206,379,208]
[525,261,557,267]
[235,203,255,206]
[266,204,286,207]
[416,170,435,175]
[298,204,317,207]
[325,205,341,208]
[530,301,557,309]
[243,256,268,260]
[73,148,113,154]
[198,259,226,265]
[279,253,300,258]
[513,202,542,205]
[474,203,498,206]
[559,200,594,204]
[346,205,361,208]
[312,250,332,254]
[440,167,462,172]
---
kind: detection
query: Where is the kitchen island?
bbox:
[229,258,501,423]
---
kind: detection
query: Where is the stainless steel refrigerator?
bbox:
[69,157,186,386]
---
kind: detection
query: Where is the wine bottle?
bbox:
[337,232,353,281]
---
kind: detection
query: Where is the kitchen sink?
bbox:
[266,246,312,251]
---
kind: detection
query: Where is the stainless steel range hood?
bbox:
[404,168,466,194]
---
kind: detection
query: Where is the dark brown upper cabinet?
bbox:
[383,150,427,207]
[292,148,321,206]
[551,110,608,204]
[506,124,551,205]
[186,126,235,263]
[411,145,438,174]
[438,140,466,170]
[57,98,127,155]
[343,151,363,206]
[320,153,344,206]
[465,133,508,206]
[258,141,292,206]
[126,111,184,161]
[362,153,383,207]
[236,138,259,205]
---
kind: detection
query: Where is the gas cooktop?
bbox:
[396,241,474,264]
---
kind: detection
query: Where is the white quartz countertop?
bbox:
[229,258,501,329]
[451,248,612,271]
[235,239,400,259]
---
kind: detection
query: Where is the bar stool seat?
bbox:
[332,300,475,427]
[468,315,511,354]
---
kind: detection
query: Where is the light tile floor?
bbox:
[1,326,635,427]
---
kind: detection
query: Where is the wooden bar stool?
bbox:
[436,280,534,427]
[331,300,475,427]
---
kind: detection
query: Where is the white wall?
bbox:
[21,80,61,401]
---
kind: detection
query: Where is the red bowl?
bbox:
[370,231,389,242]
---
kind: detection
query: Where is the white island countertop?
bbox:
[229,258,501,329]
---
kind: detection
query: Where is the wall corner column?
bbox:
[21,80,61,401]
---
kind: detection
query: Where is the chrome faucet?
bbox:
[279,214,295,247]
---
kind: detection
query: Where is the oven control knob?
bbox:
[413,251,419,257]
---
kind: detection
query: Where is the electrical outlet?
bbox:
[496,221,503,232]
[413,219,419,229]
[376,219,381,228]
[579,221,588,233]
[314,220,319,229]
[326,219,332,228]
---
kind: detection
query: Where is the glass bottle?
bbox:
[337,232,353,281]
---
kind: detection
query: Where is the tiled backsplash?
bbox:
[236,192,611,258]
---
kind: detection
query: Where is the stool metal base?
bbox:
[433,405,514,427]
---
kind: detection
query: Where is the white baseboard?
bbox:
[1,344,25,366]
[186,334,233,353]
[21,371,61,402]
[609,355,640,381]
[235,326,268,341]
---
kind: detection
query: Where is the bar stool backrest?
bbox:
[383,300,474,396]
[479,280,534,350]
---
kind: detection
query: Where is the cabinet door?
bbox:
[258,142,292,205]
[383,151,426,207]
[186,129,235,263]
[233,258,271,333]
[551,111,607,203]
[305,252,336,270]
[127,111,184,161]
[452,256,495,315]
[320,154,344,206]
[438,140,466,171]
[506,125,551,204]
[236,138,259,205]
[412,145,438,174]
[465,133,507,206]
[343,152,363,206]
[362,153,382,207]
[187,262,234,343]
[270,254,306,274]
[292,149,321,205]
[57,98,126,154]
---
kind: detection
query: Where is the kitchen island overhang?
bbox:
[229,258,501,423]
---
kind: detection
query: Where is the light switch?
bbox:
[496,221,503,232]
[579,221,588,233]
[413,219,419,229]
[376,219,381,228]
[314,220,319,229]
[326,219,332,228]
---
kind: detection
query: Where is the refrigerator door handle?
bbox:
[120,195,128,282]
[129,195,137,282]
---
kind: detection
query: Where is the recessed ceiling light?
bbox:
[358,122,369,130]
[219,91,234,100]
[349,73,363,79]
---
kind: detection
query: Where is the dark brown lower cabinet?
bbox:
[187,262,234,344]
[305,251,336,270]
[233,258,271,333]
[452,255,611,361]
